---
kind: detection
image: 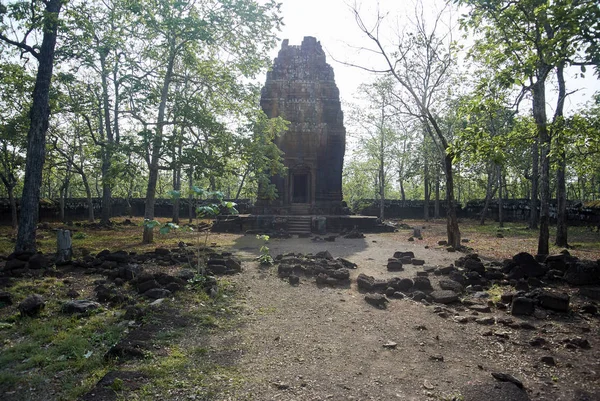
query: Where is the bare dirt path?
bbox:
[212,232,599,401]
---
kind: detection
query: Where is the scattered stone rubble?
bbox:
[1,246,243,320]
[356,248,599,328]
[275,251,356,287]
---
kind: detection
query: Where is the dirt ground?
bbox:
[207,229,600,401]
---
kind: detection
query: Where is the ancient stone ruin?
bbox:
[258,36,346,215]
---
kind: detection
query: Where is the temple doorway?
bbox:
[292,173,309,203]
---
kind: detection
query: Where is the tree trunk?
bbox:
[424,160,430,221]
[188,167,194,223]
[529,138,539,229]
[444,153,461,248]
[14,0,62,252]
[379,162,385,220]
[82,174,95,222]
[8,185,18,229]
[479,166,495,225]
[498,165,504,228]
[235,166,250,201]
[399,178,406,206]
[172,166,181,224]
[533,78,551,256]
[143,42,176,243]
[434,172,440,219]
[99,51,114,226]
[554,63,568,248]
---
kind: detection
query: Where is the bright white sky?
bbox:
[261,0,600,115]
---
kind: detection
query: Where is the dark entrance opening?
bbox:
[292,174,309,203]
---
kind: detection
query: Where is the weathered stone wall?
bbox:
[358,199,600,225]
[259,37,346,213]
[0,198,252,223]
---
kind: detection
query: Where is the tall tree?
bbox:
[458,0,600,255]
[0,0,63,252]
[349,77,399,220]
[349,1,462,247]
[0,63,32,229]
[122,0,282,243]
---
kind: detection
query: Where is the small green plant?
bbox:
[111,377,124,391]
[145,187,238,274]
[73,232,87,240]
[187,273,208,290]
[256,235,273,265]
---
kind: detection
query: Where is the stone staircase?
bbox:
[287,216,312,235]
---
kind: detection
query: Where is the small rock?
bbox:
[537,290,570,312]
[430,290,459,304]
[62,300,101,314]
[364,294,388,309]
[386,259,403,272]
[454,316,475,324]
[289,275,300,286]
[469,304,492,313]
[149,298,165,307]
[315,250,333,260]
[541,356,556,366]
[411,291,427,302]
[491,372,524,389]
[383,341,397,349]
[475,317,495,325]
[439,279,464,293]
[511,297,535,316]
[413,276,433,291]
[137,279,161,294]
[570,337,591,349]
[273,382,290,390]
[18,294,45,316]
[529,337,546,347]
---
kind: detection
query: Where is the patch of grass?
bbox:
[486,284,507,304]
[0,217,236,256]
[0,296,125,400]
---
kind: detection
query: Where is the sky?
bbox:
[260,0,600,116]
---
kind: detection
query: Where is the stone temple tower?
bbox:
[259,37,346,215]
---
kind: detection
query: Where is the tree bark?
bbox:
[8,185,18,229]
[82,174,95,222]
[172,165,181,224]
[0,174,18,229]
[533,78,551,256]
[529,138,539,229]
[13,0,62,252]
[434,172,440,219]
[498,164,504,228]
[444,153,461,249]
[143,41,176,243]
[235,166,250,201]
[188,167,194,223]
[99,51,114,225]
[424,158,430,221]
[554,63,568,248]
[479,166,495,225]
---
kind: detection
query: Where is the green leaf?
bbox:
[159,226,171,235]
[168,190,181,199]
[144,219,161,229]
[192,186,206,196]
